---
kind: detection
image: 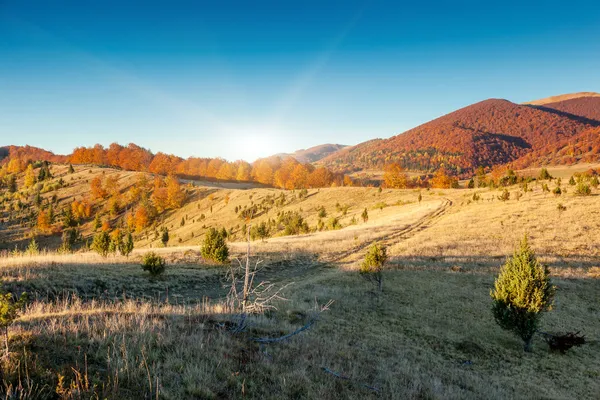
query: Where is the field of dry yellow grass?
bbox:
[0,164,599,399]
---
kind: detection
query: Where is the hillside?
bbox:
[274,143,348,163]
[523,91,600,105]
[1,166,599,399]
[532,96,600,123]
[320,99,597,177]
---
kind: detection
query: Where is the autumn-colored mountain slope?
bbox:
[530,96,600,123]
[320,98,597,177]
[274,143,348,163]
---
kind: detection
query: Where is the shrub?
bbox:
[201,228,229,263]
[91,231,111,257]
[59,228,79,253]
[278,211,309,236]
[141,252,166,277]
[568,176,576,186]
[557,203,567,212]
[361,208,369,223]
[161,228,169,247]
[575,182,591,196]
[326,216,342,230]
[497,189,510,202]
[538,168,552,180]
[26,238,39,255]
[553,186,562,196]
[491,236,554,352]
[360,242,388,292]
[120,232,134,257]
[317,207,327,218]
[0,291,28,357]
[250,222,270,241]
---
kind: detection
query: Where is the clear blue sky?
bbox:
[1,0,600,161]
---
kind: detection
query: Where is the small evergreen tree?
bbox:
[360,242,388,292]
[120,232,134,257]
[250,222,270,242]
[141,252,166,277]
[538,168,552,180]
[553,186,562,196]
[0,291,28,357]
[361,208,369,223]
[68,164,75,174]
[467,178,475,189]
[491,236,554,352]
[26,238,39,255]
[201,228,229,263]
[161,228,169,247]
[569,176,576,185]
[91,231,111,257]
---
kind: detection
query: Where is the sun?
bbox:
[229,128,282,161]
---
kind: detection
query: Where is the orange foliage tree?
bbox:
[383,163,408,189]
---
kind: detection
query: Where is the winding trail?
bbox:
[328,198,453,263]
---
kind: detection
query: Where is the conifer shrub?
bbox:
[361,208,369,223]
[0,291,28,357]
[120,232,134,257]
[553,186,562,196]
[491,236,554,352]
[201,227,229,263]
[538,168,552,180]
[250,222,270,241]
[575,181,591,196]
[91,231,111,257]
[569,176,576,185]
[498,189,510,202]
[141,252,166,277]
[161,228,169,247]
[360,242,388,292]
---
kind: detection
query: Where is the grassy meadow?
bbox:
[0,165,599,399]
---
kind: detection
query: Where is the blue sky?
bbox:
[1,0,600,161]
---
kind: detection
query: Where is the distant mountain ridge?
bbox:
[523,92,600,106]
[320,94,600,177]
[274,143,348,163]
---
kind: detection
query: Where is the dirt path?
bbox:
[327,198,453,263]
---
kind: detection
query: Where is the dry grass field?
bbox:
[1,166,599,399]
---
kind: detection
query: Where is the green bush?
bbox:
[497,189,510,202]
[491,236,554,352]
[201,228,229,263]
[575,181,591,196]
[250,222,270,241]
[120,232,134,257]
[538,168,552,180]
[141,252,166,277]
[326,216,342,230]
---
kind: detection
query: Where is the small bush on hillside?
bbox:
[141,252,166,277]
[361,208,369,223]
[569,176,576,186]
[497,189,510,202]
[201,228,229,263]
[317,207,327,218]
[553,186,562,196]
[491,236,554,352]
[26,238,39,255]
[161,227,169,247]
[250,222,270,241]
[557,203,567,212]
[278,211,309,235]
[360,242,388,292]
[539,168,552,180]
[326,216,342,230]
[575,182,591,196]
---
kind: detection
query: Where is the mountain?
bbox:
[530,96,600,123]
[523,92,600,106]
[274,143,348,163]
[319,98,598,177]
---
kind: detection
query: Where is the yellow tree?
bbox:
[37,209,52,233]
[24,164,36,188]
[430,168,457,189]
[166,175,185,209]
[383,163,408,189]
